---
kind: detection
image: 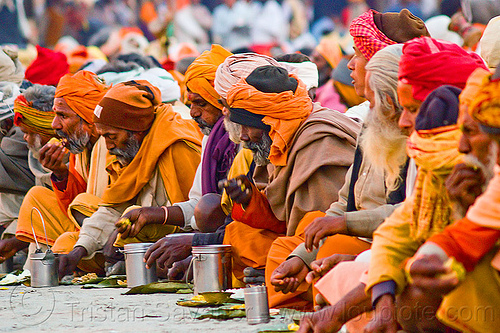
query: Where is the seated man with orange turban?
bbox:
[0,71,109,268]
[114,45,237,270]
[220,65,361,284]
[56,80,202,277]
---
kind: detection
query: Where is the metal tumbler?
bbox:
[244,285,270,324]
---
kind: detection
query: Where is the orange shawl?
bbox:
[101,104,202,205]
[226,74,313,166]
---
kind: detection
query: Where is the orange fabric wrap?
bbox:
[101,104,202,205]
[226,74,313,166]
[184,44,232,109]
[265,212,370,309]
[55,70,109,124]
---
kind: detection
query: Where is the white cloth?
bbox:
[344,100,370,122]
[173,136,207,231]
[99,67,181,103]
[251,0,289,45]
[212,1,255,50]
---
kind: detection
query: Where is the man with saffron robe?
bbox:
[0,71,109,268]
[406,69,500,333]
[116,45,238,266]
[57,80,202,277]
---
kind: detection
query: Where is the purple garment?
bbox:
[201,116,238,195]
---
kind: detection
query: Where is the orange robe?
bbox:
[265,212,371,309]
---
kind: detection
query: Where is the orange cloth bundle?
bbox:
[55,70,109,124]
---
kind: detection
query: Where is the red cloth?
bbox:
[51,154,87,215]
[398,37,488,102]
[428,218,500,272]
[231,183,286,234]
[25,45,69,86]
[349,10,396,61]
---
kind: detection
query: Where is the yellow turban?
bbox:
[184,44,232,109]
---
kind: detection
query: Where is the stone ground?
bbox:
[0,284,299,333]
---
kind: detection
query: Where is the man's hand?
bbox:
[408,254,459,295]
[305,254,357,283]
[167,255,193,281]
[0,238,28,263]
[144,234,194,270]
[270,257,309,294]
[39,141,69,180]
[297,306,344,333]
[445,163,485,212]
[218,175,253,208]
[103,229,123,264]
[58,246,87,279]
[304,215,347,252]
[116,207,165,239]
[364,294,398,333]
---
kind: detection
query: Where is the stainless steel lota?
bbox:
[30,251,59,287]
[191,245,232,295]
[123,243,157,287]
[244,285,270,324]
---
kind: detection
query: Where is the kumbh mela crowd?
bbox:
[1,0,500,331]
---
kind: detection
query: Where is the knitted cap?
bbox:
[416,85,461,131]
[373,9,430,43]
[246,66,298,93]
[94,80,161,131]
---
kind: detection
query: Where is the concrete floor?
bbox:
[0,284,298,333]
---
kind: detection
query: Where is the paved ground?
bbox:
[0,285,298,333]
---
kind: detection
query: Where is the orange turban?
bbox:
[227,68,312,166]
[184,44,232,109]
[315,34,342,68]
[55,70,109,124]
[470,76,500,132]
[459,67,491,109]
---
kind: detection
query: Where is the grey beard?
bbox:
[194,117,212,136]
[28,134,43,160]
[108,133,141,166]
[462,142,499,187]
[56,127,90,154]
[223,116,242,144]
[244,132,272,166]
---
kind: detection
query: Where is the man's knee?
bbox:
[52,231,80,254]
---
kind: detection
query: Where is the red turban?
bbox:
[25,45,69,86]
[399,37,488,102]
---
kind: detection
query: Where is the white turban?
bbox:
[215,53,281,99]
[279,61,319,90]
[0,46,24,86]
[480,16,500,69]
[99,67,181,103]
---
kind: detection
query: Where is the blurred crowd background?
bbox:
[2,0,500,71]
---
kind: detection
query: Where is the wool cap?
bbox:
[373,9,429,43]
[416,85,461,131]
[246,66,298,94]
[94,80,161,132]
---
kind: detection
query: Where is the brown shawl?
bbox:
[254,103,361,236]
